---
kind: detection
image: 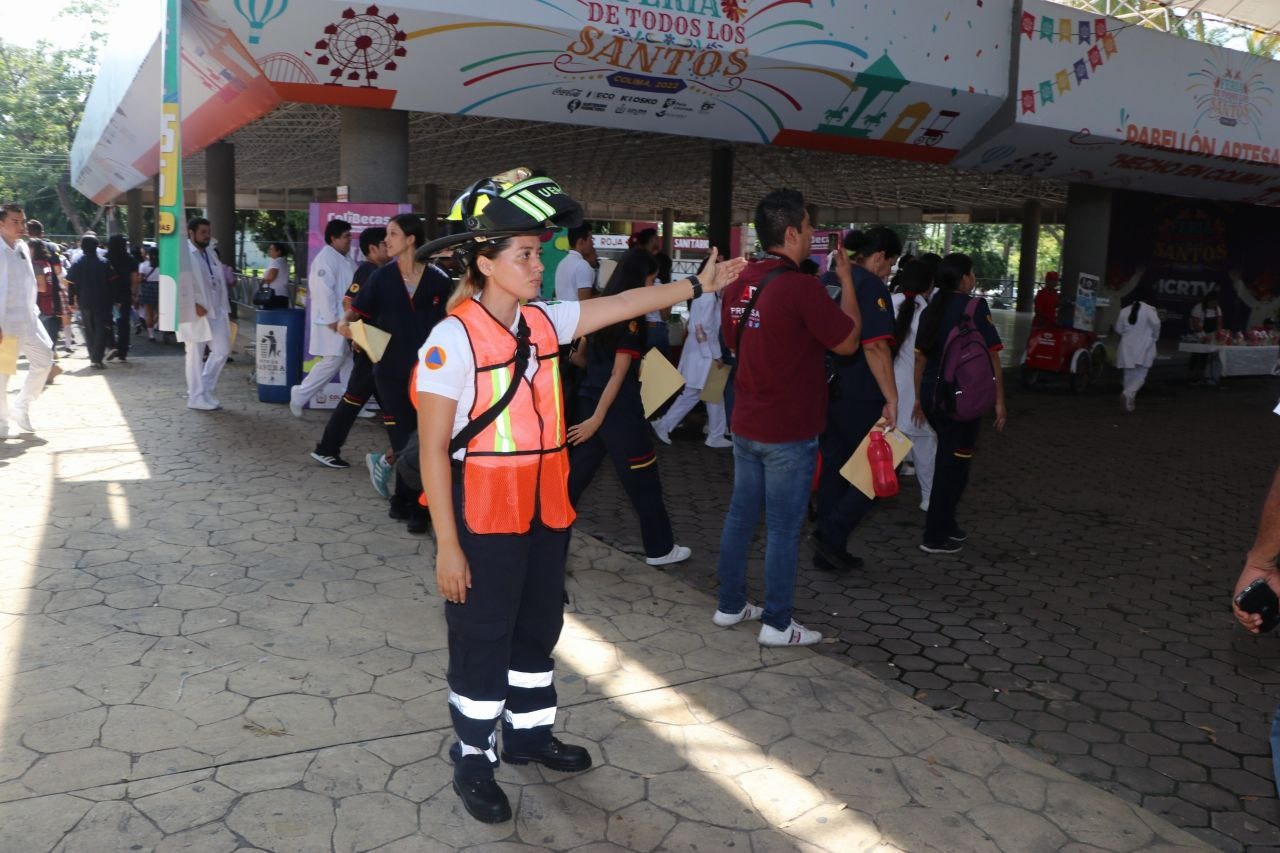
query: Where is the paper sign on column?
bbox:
[840,421,913,499]
[639,348,686,418]
[699,361,731,404]
[349,320,391,363]
[228,321,238,351]
[0,336,16,375]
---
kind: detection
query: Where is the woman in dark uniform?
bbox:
[351,213,452,533]
[567,247,690,566]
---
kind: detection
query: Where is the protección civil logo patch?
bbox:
[425,346,446,370]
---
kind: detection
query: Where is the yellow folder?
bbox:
[840,420,914,500]
[349,320,391,363]
[639,348,686,419]
[0,336,16,375]
[699,361,731,404]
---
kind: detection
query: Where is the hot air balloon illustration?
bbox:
[234,0,289,45]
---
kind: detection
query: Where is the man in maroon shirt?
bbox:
[712,189,862,647]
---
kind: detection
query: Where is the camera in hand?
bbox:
[1235,578,1279,632]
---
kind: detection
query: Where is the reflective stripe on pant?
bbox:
[567,395,674,559]
[446,478,569,778]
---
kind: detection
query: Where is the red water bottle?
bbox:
[868,430,899,498]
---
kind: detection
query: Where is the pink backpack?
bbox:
[935,298,996,422]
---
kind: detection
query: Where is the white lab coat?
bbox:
[0,238,52,347]
[891,292,931,427]
[1113,301,1161,368]
[675,291,721,387]
[178,241,228,343]
[307,244,356,357]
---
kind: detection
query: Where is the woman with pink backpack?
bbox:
[911,253,1007,555]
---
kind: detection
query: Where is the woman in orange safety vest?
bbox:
[413,169,745,825]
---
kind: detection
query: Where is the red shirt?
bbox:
[722,257,855,443]
[1033,287,1059,328]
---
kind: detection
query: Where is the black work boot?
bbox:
[501,737,592,772]
[452,755,510,824]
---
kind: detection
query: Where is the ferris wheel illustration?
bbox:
[313,5,407,87]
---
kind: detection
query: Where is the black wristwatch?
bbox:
[689,275,703,299]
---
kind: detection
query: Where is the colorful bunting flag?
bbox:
[1055,69,1072,95]
[1102,33,1117,56]
[1040,16,1055,41]
[1094,18,1108,39]
[1059,18,1072,42]
[1021,89,1037,114]
[1078,20,1092,44]
[1021,11,1035,39]
[1088,45,1103,70]
[1039,80,1055,104]
[1074,58,1089,83]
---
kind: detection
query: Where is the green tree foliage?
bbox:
[0,1,115,239]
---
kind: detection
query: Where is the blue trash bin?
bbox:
[255,308,305,403]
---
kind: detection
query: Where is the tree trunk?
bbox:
[56,174,88,236]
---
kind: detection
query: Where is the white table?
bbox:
[1177,343,1279,376]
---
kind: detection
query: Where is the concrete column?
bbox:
[421,183,439,239]
[205,141,236,268]
[708,147,733,256]
[1016,198,1041,313]
[341,108,408,202]
[661,207,674,256]
[1059,183,1113,329]
[126,188,144,247]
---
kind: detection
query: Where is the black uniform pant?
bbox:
[80,305,111,365]
[567,395,674,559]
[111,302,131,357]
[374,367,419,512]
[315,352,389,457]
[922,405,980,545]
[447,477,570,780]
[815,394,885,552]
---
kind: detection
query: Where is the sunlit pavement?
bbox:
[578,351,1280,851]
[0,331,1209,852]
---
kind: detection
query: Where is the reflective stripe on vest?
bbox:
[450,299,574,534]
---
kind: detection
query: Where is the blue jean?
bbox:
[716,435,819,631]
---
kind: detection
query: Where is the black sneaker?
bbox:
[919,540,962,555]
[406,509,431,535]
[501,737,592,772]
[948,527,968,543]
[388,503,410,521]
[310,451,351,469]
[811,534,863,573]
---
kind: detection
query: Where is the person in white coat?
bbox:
[290,219,356,419]
[890,258,937,511]
[179,217,232,410]
[652,287,729,448]
[0,203,54,435]
[1114,295,1161,412]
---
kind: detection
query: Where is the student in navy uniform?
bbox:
[311,227,393,467]
[913,252,1006,555]
[352,214,452,533]
[567,247,691,567]
[812,227,902,573]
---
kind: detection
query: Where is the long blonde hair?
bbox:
[445,238,513,312]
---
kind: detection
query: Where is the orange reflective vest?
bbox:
[450,298,574,535]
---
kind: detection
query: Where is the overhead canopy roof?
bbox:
[176,104,1067,222]
[1178,0,1280,34]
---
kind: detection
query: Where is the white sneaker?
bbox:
[11,406,33,433]
[758,620,822,647]
[187,397,219,411]
[1122,393,1135,413]
[651,421,672,445]
[712,603,763,627]
[289,388,304,418]
[646,544,691,566]
[705,435,733,449]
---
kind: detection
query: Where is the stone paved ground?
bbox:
[0,331,1215,851]
[575,358,1280,852]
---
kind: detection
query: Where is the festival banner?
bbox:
[204,0,1013,166]
[957,0,1280,205]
